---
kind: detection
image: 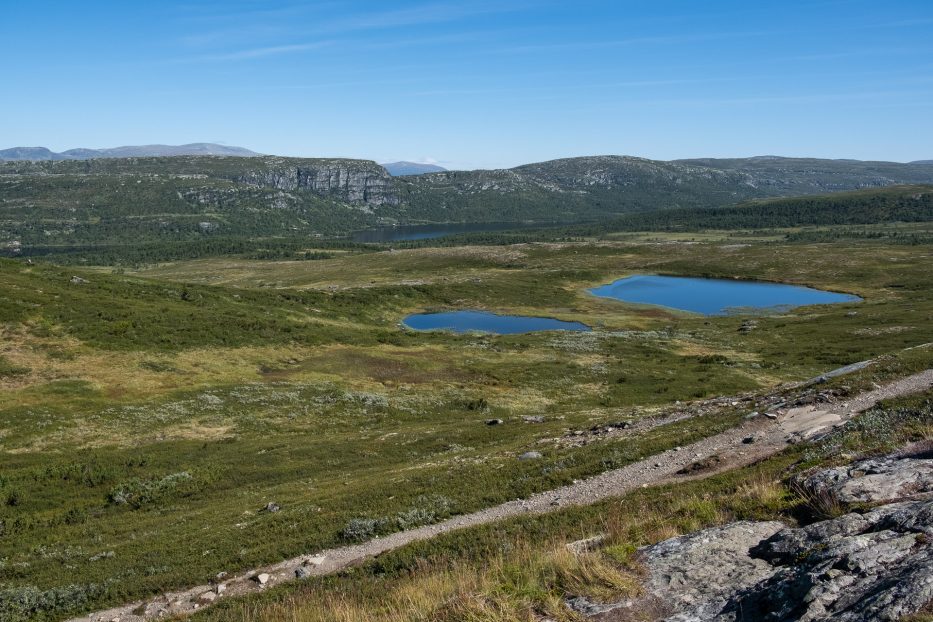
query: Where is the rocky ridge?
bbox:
[0,143,259,161]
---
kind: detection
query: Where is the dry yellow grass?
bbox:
[194,483,801,622]
[210,541,641,622]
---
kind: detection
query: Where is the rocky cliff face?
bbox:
[233,158,399,207]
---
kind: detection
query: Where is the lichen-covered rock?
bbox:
[616,496,933,621]
[798,454,933,504]
[636,521,786,621]
[719,500,933,622]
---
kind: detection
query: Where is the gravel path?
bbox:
[71,369,933,622]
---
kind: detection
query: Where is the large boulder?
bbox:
[798,453,933,505]
[612,462,933,622]
[636,521,786,621]
[721,500,933,622]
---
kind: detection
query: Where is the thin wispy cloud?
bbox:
[408,76,741,98]
[488,29,780,55]
[173,0,537,62]
[789,45,932,62]
[322,1,537,32]
[186,41,333,62]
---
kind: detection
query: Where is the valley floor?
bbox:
[2,237,932,621]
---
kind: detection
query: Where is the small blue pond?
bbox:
[403,310,591,334]
[590,275,860,316]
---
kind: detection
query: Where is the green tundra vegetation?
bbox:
[1,233,932,620]
[2,157,933,620]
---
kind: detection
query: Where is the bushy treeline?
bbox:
[601,185,933,232]
[13,237,372,265]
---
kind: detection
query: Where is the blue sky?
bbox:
[2,1,932,169]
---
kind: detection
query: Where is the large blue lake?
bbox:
[403,310,591,334]
[590,275,861,316]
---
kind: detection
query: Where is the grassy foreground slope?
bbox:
[1,237,932,620]
[189,388,933,622]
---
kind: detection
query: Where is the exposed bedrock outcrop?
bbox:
[585,450,933,621]
[796,450,933,505]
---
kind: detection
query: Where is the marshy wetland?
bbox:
[1,237,931,620]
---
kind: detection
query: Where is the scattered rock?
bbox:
[522,415,545,423]
[519,451,543,460]
[215,571,228,581]
[565,595,625,617]
[196,591,216,604]
[263,502,281,513]
[69,275,89,285]
[254,572,270,585]
[590,420,631,434]
[677,456,722,475]
[305,554,326,566]
[566,534,606,554]
[215,583,226,595]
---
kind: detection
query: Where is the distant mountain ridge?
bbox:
[2,153,933,262]
[382,161,447,176]
[0,143,260,160]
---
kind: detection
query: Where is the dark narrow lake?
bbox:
[590,275,861,315]
[352,222,545,243]
[403,311,591,334]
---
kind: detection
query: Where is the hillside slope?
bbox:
[601,184,933,232]
[3,155,933,260]
[0,156,395,254]
[392,155,933,221]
